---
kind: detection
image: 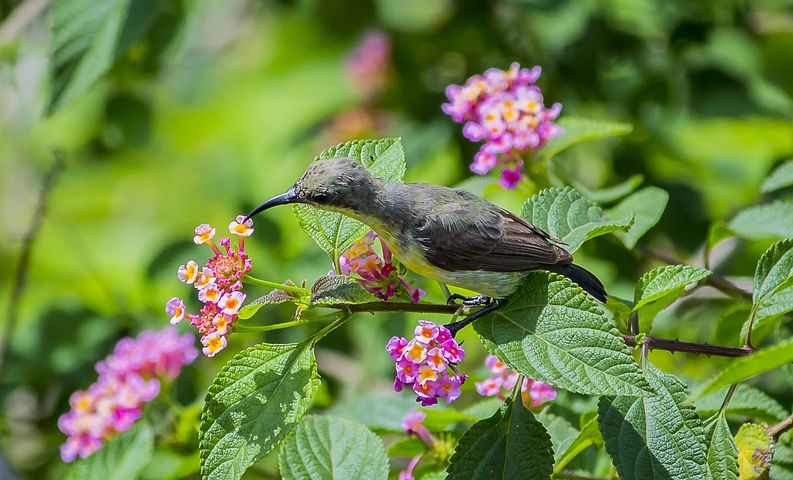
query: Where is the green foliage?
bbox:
[761,160,793,193]
[65,422,154,480]
[475,271,652,396]
[326,394,418,432]
[539,117,633,162]
[704,413,739,480]
[199,342,320,480]
[537,411,578,463]
[294,138,406,264]
[735,423,775,479]
[750,239,793,338]
[598,362,708,480]
[729,200,793,240]
[238,289,299,320]
[49,0,161,113]
[553,415,601,474]
[633,265,711,332]
[309,275,378,305]
[575,174,645,204]
[607,187,670,248]
[520,186,633,253]
[446,397,554,480]
[694,338,793,398]
[278,415,389,480]
[696,384,787,423]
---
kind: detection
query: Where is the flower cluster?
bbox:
[475,355,557,408]
[387,320,466,406]
[58,328,197,462]
[346,30,391,98]
[338,230,425,303]
[166,216,254,357]
[441,63,563,189]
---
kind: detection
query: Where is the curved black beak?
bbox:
[246,187,298,221]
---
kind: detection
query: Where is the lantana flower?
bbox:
[442,63,563,188]
[388,320,466,406]
[346,30,390,98]
[475,354,557,408]
[338,230,425,303]
[167,217,254,357]
[58,328,197,462]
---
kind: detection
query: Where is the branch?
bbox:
[623,335,754,357]
[768,411,793,440]
[331,301,462,315]
[0,152,65,374]
[635,243,753,300]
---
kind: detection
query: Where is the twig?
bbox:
[768,411,793,440]
[623,335,754,357]
[332,301,462,315]
[0,152,65,374]
[635,243,753,300]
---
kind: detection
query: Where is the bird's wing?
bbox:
[416,202,571,272]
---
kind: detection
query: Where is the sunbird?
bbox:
[247,157,606,334]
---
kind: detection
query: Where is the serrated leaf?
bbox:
[729,200,793,240]
[238,289,298,320]
[309,275,378,305]
[538,116,633,162]
[598,362,708,480]
[326,394,418,431]
[199,342,320,480]
[633,265,711,332]
[65,422,154,480]
[575,174,645,204]
[294,138,405,262]
[694,338,793,399]
[607,186,669,248]
[761,160,793,193]
[697,384,787,423]
[475,271,652,397]
[705,413,739,480]
[750,239,793,338]
[520,187,633,253]
[49,0,160,113]
[736,423,775,479]
[446,398,554,480]
[278,415,388,480]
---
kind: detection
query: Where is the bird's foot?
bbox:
[446,294,492,306]
[445,298,506,337]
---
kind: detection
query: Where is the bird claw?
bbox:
[446,294,491,306]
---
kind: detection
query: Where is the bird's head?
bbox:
[246,157,379,220]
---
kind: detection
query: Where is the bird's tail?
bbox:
[548,263,607,303]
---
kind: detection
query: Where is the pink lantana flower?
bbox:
[475,354,557,408]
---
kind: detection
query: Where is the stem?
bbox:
[234,314,333,332]
[310,313,350,344]
[718,384,738,415]
[623,335,754,357]
[635,243,753,300]
[744,304,759,349]
[1,152,65,375]
[768,411,793,440]
[242,275,307,296]
[333,301,462,315]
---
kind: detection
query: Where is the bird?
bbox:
[247,156,606,334]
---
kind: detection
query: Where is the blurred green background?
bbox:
[1,0,793,478]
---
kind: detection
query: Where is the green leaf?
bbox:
[704,413,739,480]
[538,117,633,162]
[278,415,388,480]
[49,0,160,113]
[475,271,652,396]
[65,422,154,480]
[294,138,405,262]
[327,394,418,431]
[598,362,708,480]
[575,174,645,204]
[309,275,378,306]
[693,338,793,398]
[537,412,579,462]
[633,265,711,332]
[199,342,320,480]
[729,200,793,240]
[238,289,298,320]
[750,239,793,338]
[761,159,793,193]
[462,398,505,421]
[446,398,554,480]
[607,187,669,248]
[553,415,601,474]
[520,187,633,253]
[735,423,775,479]
[696,384,787,423]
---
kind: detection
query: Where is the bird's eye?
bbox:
[314,192,329,203]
